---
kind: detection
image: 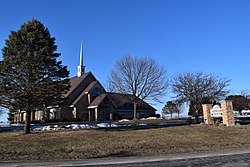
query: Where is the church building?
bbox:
[14,43,156,122]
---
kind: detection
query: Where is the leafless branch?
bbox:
[108,54,168,119]
[171,71,230,116]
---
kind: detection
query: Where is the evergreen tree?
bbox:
[0,19,70,133]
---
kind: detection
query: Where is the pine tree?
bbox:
[0,19,70,134]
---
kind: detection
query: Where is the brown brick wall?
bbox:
[202,104,213,125]
[221,100,235,126]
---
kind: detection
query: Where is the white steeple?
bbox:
[77,41,85,77]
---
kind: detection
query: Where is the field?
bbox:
[1,124,250,163]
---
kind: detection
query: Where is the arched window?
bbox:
[91,87,102,98]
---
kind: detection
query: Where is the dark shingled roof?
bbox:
[63,72,90,97]
[71,81,99,106]
[107,93,156,111]
[84,81,98,93]
[88,94,107,108]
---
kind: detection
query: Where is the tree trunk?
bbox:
[31,110,35,122]
[133,102,137,120]
[42,105,48,122]
[24,110,31,134]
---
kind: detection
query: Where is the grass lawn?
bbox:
[1,124,250,163]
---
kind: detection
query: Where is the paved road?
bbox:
[2,150,250,167]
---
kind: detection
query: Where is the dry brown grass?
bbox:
[1,124,250,163]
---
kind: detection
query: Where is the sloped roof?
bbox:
[84,81,98,93]
[71,81,99,106]
[107,93,156,111]
[88,94,107,109]
[63,72,90,97]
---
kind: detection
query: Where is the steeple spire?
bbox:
[77,41,85,77]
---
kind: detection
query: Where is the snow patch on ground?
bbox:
[39,123,119,131]
[0,118,189,132]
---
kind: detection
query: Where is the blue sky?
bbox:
[1,0,250,121]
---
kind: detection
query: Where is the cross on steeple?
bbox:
[77,41,85,77]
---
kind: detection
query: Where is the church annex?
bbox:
[14,43,156,122]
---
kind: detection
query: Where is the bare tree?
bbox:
[239,90,250,99]
[162,100,183,118]
[174,100,184,118]
[171,72,230,116]
[162,101,176,119]
[108,55,168,120]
